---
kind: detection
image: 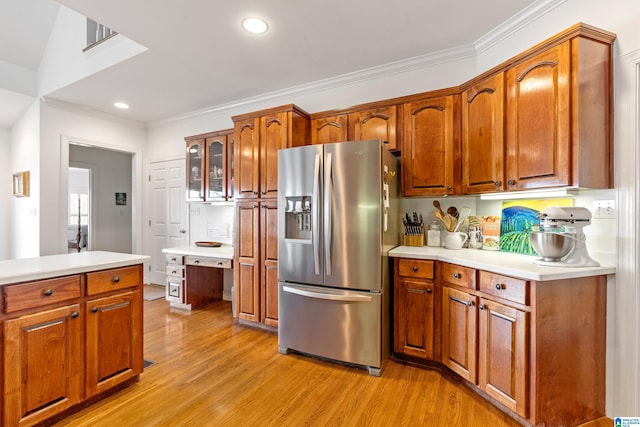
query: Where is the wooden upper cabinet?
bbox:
[234,117,260,199]
[311,115,348,145]
[185,129,234,201]
[233,104,310,199]
[349,106,399,151]
[402,95,459,197]
[462,73,505,194]
[505,42,571,191]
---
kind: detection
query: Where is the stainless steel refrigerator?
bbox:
[277,139,399,376]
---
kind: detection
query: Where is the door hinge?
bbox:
[148,220,151,226]
[148,175,151,182]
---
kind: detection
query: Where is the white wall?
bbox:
[0,127,10,259]
[69,145,132,253]
[10,101,40,259]
[38,99,146,257]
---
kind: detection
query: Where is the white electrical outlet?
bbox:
[592,200,616,219]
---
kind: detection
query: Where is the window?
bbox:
[85,18,117,49]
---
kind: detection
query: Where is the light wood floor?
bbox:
[53,295,612,427]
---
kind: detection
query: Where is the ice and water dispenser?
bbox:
[284,196,312,241]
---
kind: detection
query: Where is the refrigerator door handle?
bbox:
[312,153,321,275]
[324,152,332,276]
[282,285,373,303]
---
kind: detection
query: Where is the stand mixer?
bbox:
[532,206,600,267]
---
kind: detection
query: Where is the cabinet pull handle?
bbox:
[449,295,474,307]
[494,181,501,186]
[508,179,516,186]
[91,307,98,313]
[194,260,200,264]
[113,276,120,283]
[426,288,433,294]
[43,289,53,297]
[412,266,418,272]
[479,304,485,310]
[453,272,461,279]
[495,283,505,290]
[71,311,80,318]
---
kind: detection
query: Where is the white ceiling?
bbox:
[0,0,540,127]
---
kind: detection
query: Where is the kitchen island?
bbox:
[0,251,148,426]
[389,246,614,427]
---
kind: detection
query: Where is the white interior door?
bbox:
[149,159,188,285]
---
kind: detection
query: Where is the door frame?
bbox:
[59,135,143,256]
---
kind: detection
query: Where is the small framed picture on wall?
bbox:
[13,171,30,197]
[116,192,127,206]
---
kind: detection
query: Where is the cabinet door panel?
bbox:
[506,42,570,190]
[478,298,528,417]
[261,201,279,326]
[260,112,288,198]
[3,305,81,427]
[236,201,260,322]
[350,106,398,150]
[395,278,434,359]
[234,118,260,198]
[442,286,477,382]
[462,73,505,194]
[403,96,456,196]
[186,139,205,201]
[311,115,348,145]
[86,291,142,397]
[206,135,227,200]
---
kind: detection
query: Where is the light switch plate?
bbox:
[592,200,616,219]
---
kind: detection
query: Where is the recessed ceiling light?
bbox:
[114,102,129,109]
[242,17,268,34]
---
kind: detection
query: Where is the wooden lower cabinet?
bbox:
[394,259,435,360]
[1,264,144,426]
[394,259,606,426]
[85,290,143,397]
[3,304,82,427]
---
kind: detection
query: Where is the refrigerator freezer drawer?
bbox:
[278,282,382,372]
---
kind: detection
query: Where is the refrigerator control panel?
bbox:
[284,196,312,241]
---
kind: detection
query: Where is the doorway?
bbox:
[68,166,91,252]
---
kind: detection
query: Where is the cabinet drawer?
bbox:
[398,259,434,279]
[165,254,184,264]
[3,275,82,313]
[165,264,185,277]
[185,256,232,269]
[86,265,142,295]
[441,263,476,289]
[479,271,528,305]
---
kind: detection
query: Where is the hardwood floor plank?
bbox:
[51,298,607,426]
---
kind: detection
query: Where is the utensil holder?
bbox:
[403,226,425,247]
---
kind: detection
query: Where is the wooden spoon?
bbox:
[447,206,459,219]
[433,200,445,216]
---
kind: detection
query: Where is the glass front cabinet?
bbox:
[185,129,234,202]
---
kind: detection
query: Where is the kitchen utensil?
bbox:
[447,206,459,219]
[454,206,472,232]
[433,200,445,216]
[434,210,453,232]
[530,231,574,261]
[444,232,468,249]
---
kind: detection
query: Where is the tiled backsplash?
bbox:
[400,188,617,266]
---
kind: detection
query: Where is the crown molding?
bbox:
[150,0,565,129]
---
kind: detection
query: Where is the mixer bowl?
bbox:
[530,231,575,261]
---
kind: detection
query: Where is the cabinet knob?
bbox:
[446,186,452,191]
[453,272,461,279]
[71,311,80,318]
[113,276,120,283]
[179,229,187,234]
[494,181,501,186]
[43,289,53,297]
[194,260,200,264]
[412,266,418,272]
[466,300,474,307]
[508,179,516,186]
[479,304,485,310]
[91,307,98,313]
[426,288,432,294]
[495,283,505,290]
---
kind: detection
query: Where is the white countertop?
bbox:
[0,251,149,285]
[389,246,616,281]
[162,244,234,259]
